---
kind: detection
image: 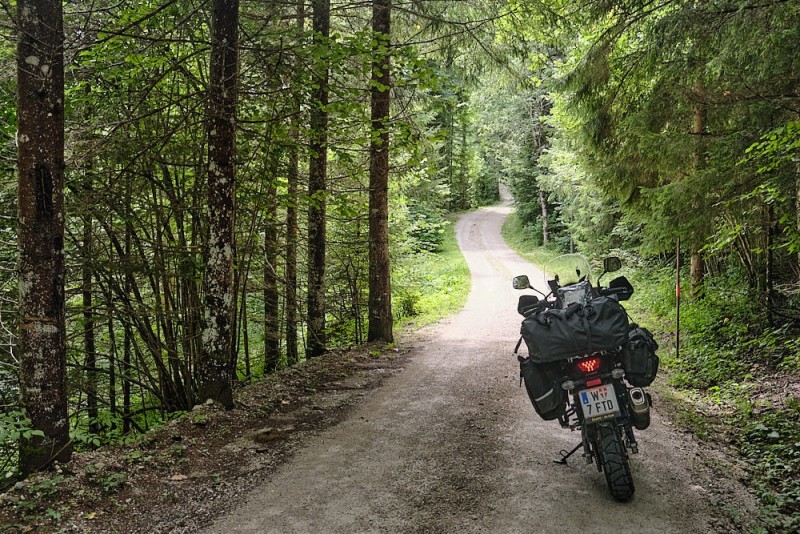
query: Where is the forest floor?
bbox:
[0,200,785,533]
[0,342,413,532]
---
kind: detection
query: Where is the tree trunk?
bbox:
[285,139,299,365]
[367,0,393,343]
[83,212,98,435]
[766,203,775,326]
[284,0,304,366]
[264,178,280,372]
[690,81,707,299]
[106,316,117,426]
[306,0,330,358]
[16,0,72,472]
[796,172,800,277]
[199,0,239,408]
[539,190,549,246]
[122,320,133,433]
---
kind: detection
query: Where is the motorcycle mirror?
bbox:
[603,257,622,273]
[512,274,531,289]
[512,275,531,290]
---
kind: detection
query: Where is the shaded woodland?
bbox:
[1,0,502,477]
[0,3,798,521]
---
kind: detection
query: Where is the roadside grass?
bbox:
[500,211,563,267]
[393,215,470,330]
[501,210,800,533]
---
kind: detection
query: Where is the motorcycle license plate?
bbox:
[579,385,620,421]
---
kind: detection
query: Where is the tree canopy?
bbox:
[1,1,799,507]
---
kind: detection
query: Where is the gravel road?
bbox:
[202,199,758,533]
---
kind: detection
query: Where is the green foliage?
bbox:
[1,473,70,525]
[393,219,470,328]
[745,121,800,175]
[0,412,44,483]
[741,407,800,532]
[500,211,567,262]
[666,294,756,389]
[406,201,450,252]
[530,0,800,262]
[68,411,142,451]
[0,411,44,444]
[83,463,127,493]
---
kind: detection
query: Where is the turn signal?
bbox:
[576,356,601,374]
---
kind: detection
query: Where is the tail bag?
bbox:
[520,296,629,363]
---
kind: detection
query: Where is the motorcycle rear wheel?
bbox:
[596,422,635,502]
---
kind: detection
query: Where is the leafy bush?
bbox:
[0,411,44,484]
[407,202,449,252]
[639,271,766,389]
[741,405,800,532]
[395,287,422,318]
[393,219,469,327]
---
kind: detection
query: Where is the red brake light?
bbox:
[577,356,601,374]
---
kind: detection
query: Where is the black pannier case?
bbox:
[622,325,659,387]
[520,296,629,363]
[519,357,566,420]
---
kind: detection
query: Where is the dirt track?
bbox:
[202,200,759,533]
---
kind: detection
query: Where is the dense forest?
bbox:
[0,0,798,524]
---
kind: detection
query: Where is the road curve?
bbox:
[201,200,752,533]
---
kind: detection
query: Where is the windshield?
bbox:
[543,254,592,286]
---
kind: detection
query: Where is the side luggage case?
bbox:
[519,357,566,420]
[622,324,659,387]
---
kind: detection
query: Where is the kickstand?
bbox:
[554,443,582,465]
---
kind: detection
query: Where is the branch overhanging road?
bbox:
[203,200,756,533]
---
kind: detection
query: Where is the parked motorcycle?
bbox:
[512,254,659,502]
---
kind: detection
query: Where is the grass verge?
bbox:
[500,211,563,267]
[393,215,470,330]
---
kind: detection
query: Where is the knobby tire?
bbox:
[597,422,635,502]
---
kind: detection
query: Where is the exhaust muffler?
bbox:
[628,387,651,430]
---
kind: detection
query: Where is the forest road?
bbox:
[202,199,754,533]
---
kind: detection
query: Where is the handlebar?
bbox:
[516,275,634,317]
[597,286,629,297]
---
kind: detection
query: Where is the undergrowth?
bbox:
[633,266,800,532]
[393,216,470,329]
[500,211,564,267]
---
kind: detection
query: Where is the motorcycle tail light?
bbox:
[576,356,601,374]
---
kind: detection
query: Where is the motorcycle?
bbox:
[512,254,659,502]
